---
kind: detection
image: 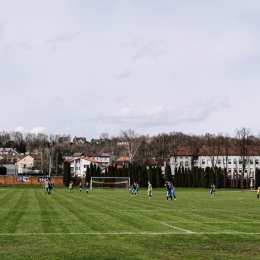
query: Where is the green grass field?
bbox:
[0,186,260,260]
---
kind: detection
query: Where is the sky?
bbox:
[1,0,260,140]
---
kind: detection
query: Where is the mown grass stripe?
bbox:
[0,231,260,235]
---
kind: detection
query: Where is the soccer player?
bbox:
[44,180,49,195]
[47,181,52,195]
[85,181,90,194]
[212,183,216,196]
[136,182,139,195]
[210,184,213,195]
[165,181,172,200]
[171,182,176,200]
[69,181,73,194]
[148,181,152,199]
[78,182,82,192]
[132,182,137,196]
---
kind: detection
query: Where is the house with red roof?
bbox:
[69,156,101,177]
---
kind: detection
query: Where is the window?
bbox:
[250,168,253,173]
[185,157,188,159]
[180,157,183,159]
[218,159,221,165]
[233,159,237,164]
[228,159,231,164]
[256,159,259,165]
[245,168,248,173]
[250,159,253,164]
[228,168,231,173]
[239,159,242,164]
[84,165,87,168]
[233,168,237,173]
[185,161,189,166]
[202,159,205,164]
[239,168,242,173]
[180,161,183,166]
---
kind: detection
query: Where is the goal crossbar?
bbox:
[90,177,130,190]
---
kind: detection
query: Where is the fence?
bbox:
[0,176,85,186]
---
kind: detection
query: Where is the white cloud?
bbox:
[94,96,230,128]
[30,127,46,134]
[15,126,24,132]
[0,1,260,139]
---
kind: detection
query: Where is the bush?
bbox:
[0,166,7,175]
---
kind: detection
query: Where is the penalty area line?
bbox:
[161,221,196,234]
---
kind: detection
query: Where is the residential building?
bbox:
[0,148,23,164]
[73,137,86,145]
[169,146,260,181]
[116,157,130,166]
[69,157,101,177]
[58,136,71,144]
[15,155,41,173]
[91,139,106,145]
[62,152,73,160]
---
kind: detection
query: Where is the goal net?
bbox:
[90,177,130,190]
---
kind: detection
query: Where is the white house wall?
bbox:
[70,158,100,177]
[170,154,260,180]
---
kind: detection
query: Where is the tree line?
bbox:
[63,161,260,189]
[2,127,260,188]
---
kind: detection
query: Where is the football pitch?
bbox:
[0,186,260,260]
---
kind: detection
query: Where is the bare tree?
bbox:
[218,133,232,173]
[35,133,48,173]
[187,134,202,167]
[235,127,252,189]
[150,133,170,165]
[168,132,183,166]
[119,129,142,163]
[205,134,221,169]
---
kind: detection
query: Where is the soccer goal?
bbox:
[90,177,130,190]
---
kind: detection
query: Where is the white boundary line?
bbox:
[0,231,260,236]
[160,221,196,234]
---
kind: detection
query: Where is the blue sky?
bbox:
[1,0,260,140]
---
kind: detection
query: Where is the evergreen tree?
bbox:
[164,164,172,182]
[85,165,91,182]
[89,163,94,177]
[174,168,179,187]
[142,165,148,187]
[63,161,71,186]
[147,166,155,186]
[93,164,97,176]
[187,169,192,188]
[96,165,101,177]
[0,166,7,175]
[255,168,260,189]
[155,166,163,188]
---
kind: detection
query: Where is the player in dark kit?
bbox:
[131,182,137,196]
[85,182,90,194]
[165,181,172,200]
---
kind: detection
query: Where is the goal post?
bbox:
[90,177,130,190]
